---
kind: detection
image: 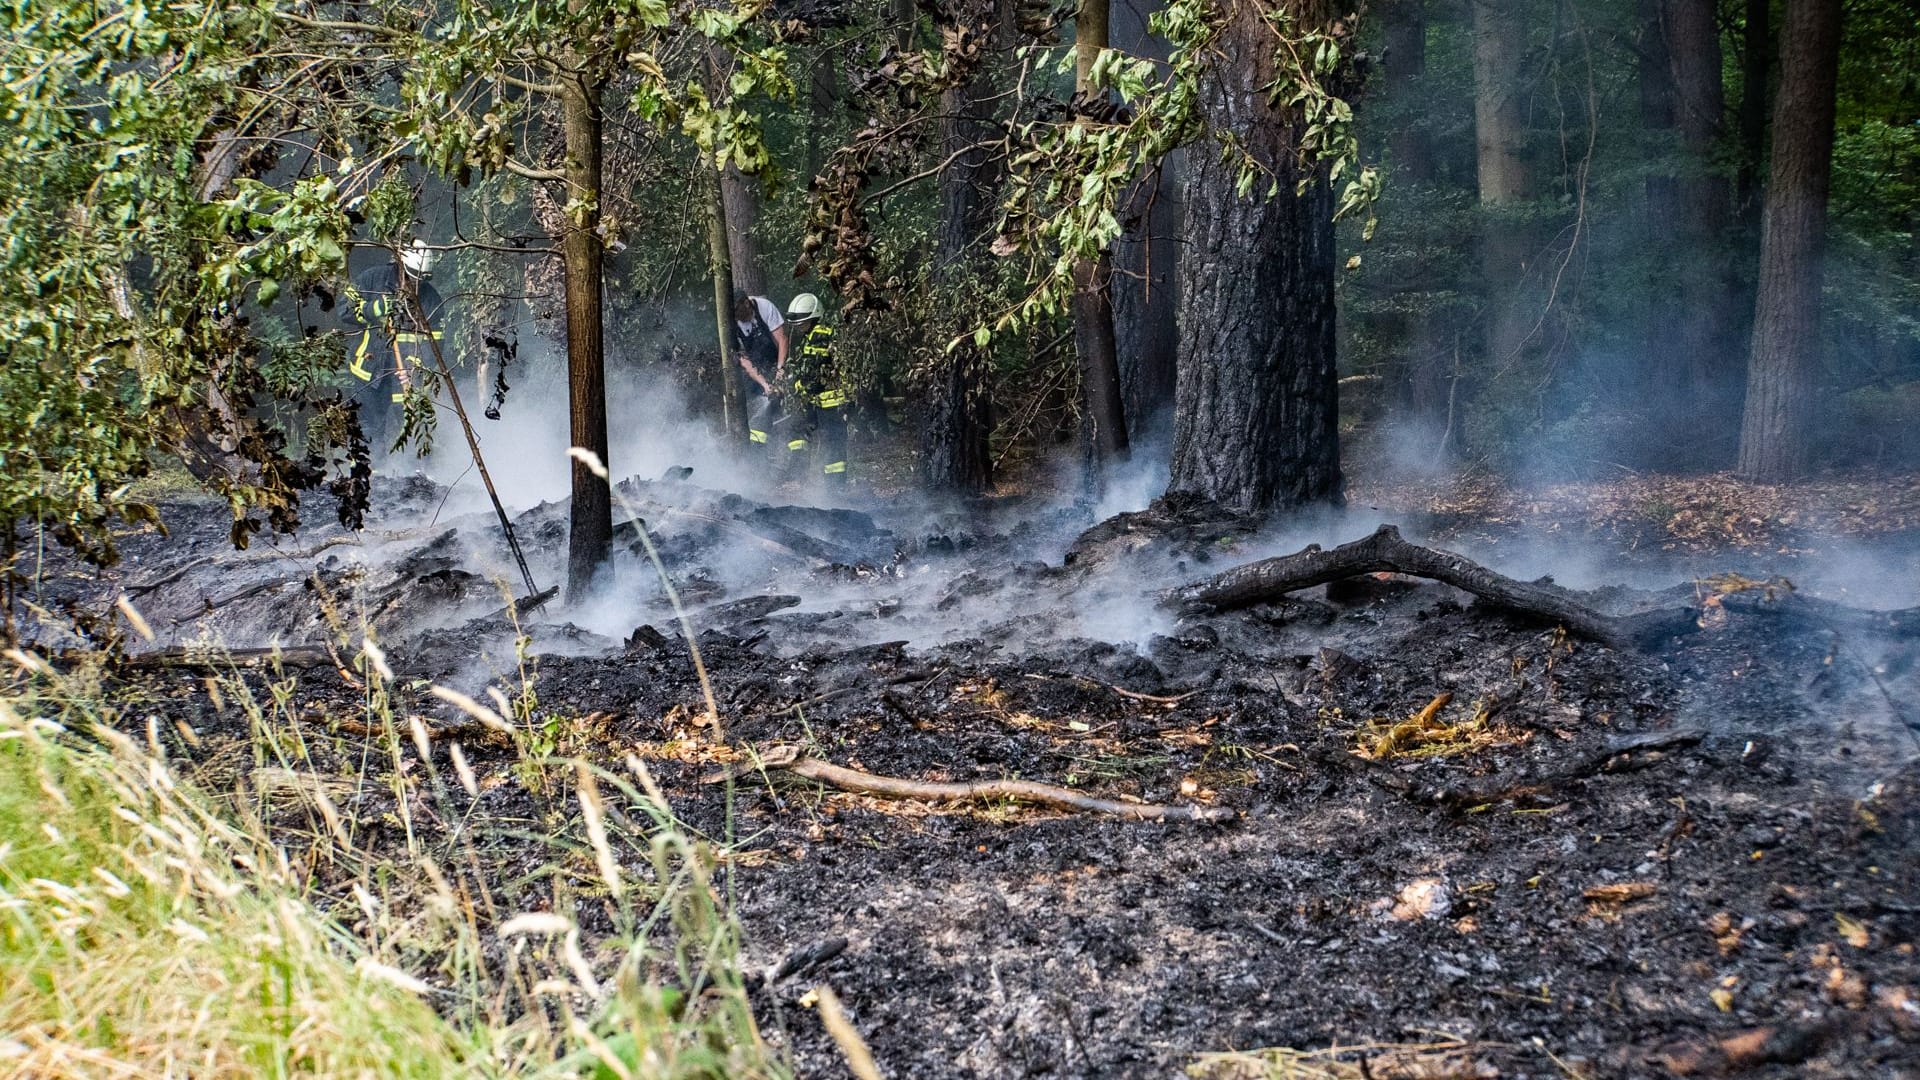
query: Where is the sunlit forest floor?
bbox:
[1350,467,1920,555]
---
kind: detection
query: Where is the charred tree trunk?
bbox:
[1073,0,1130,475]
[561,73,611,600]
[1110,0,1179,440]
[1167,0,1341,513]
[923,61,999,494]
[1472,0,1538,374]
[1737,0,1842,481]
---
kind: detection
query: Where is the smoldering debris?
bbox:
[37,470,1920,1078]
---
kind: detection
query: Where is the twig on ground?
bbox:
[1027,671,1203,705]
[124,556,214,596]
[703,744,1236,823]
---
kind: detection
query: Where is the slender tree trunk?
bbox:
[1168,0,1341,514]
[923,69,997,494]
[1737,0,1841,480]
[1472,0,1537,373]
[560,73,611,600]
[806,52,838,187]
[720,165,766,295]
[1385,0,1435,183]
[1664,0,1737,448]
[1383,0,1449,446]
[894,0,916,51]
[1073,0,1129,474]
[708,172,744,442]
[1736,0,1771,232]
[1637,0,1684,421]
[706,44,766,296]
[1110,0,1179,439]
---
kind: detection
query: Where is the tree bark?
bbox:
[561,73,611,601]
[1109,0,1180,438]
[1167,0,1341,514]
[1471,0,1537,372]
[922,29,1000,495]
[893,0,916,51]
[1382,0,1450,447]
[805,51,838,187]
[720,164,766,295]
[1072,0,1130,476]
[707,171,744,442]
[1662,0,1737,449]
[1384,0,1435,184]
[704,44,765,297]
[1635,0,1743,453]
[1735,0,1771,233]
[1166,524,1624,644]
[1737,0,1841,481]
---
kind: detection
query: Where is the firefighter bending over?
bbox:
[783,292,850,486]
[344,241,444,451]
[731,290,789,451]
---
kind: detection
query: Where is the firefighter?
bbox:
[783,292,850,487]
[344,241,444,451]
[731,290,790,454]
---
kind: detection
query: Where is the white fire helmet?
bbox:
[400,240,438,276]
[786,292,821,321]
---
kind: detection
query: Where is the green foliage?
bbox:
[0,0,368,563]
[989,0,1374,342]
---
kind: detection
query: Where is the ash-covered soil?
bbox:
[38,472,1920,1078]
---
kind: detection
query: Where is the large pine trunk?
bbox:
[1167,0,1341,514]
[1737,0,1842,481]
[1072,0,1129,474]
[561,74,611,600]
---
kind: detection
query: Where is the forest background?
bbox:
[2,0,1916,593]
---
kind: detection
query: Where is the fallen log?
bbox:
[1166,524,1627,644]
[703,745,1235,823]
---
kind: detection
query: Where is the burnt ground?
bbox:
[20,472,1920,1079]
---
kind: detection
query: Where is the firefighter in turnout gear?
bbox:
[344,241,444,450]
[731,290,790,453]
[783,292,850,486]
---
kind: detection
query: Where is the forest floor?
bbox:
[20,465,1920,1079]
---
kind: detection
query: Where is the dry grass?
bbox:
[0,640,785,1080]
[1353,694,1520,762]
